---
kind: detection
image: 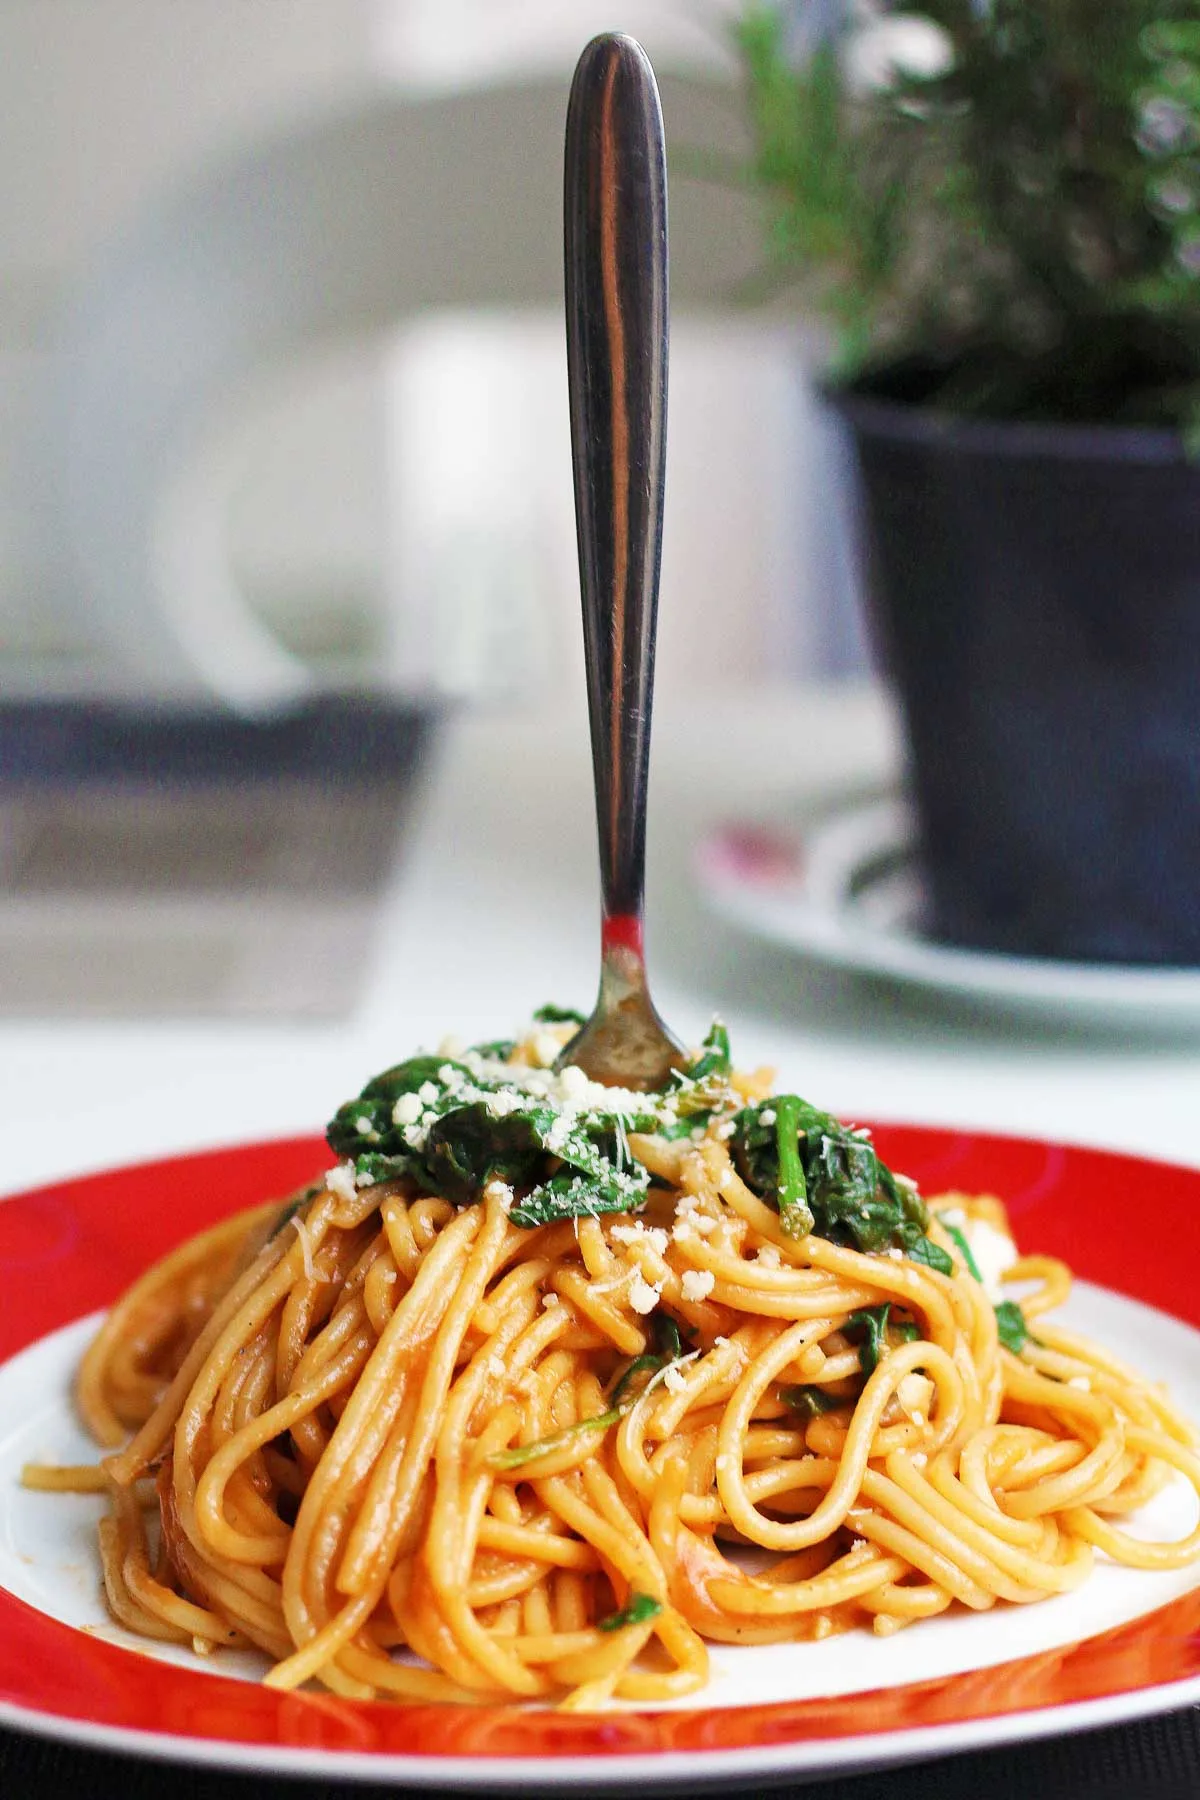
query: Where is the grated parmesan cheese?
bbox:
[628,1272,663,1315]
[325,1163,356,1203]
[896,1372,933,1422]
[392,1092,423,1127]
[530,1031,562,1069]
[589,1269,634,1296]
[485,1180,515,1214]
[610,1222,669,1256]
[681,1269,716,1302]
[290,1214,316,1282]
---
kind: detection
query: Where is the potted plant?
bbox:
[729,2,1200,966]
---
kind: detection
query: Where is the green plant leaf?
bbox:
[720,0,1200,425]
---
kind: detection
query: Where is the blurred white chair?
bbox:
[34,71,762,710]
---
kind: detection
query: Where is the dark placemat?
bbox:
[1,1705,1197,1799]
[0,696,437,788]
[0,696,439,1020]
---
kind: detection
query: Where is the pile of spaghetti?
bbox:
[27,1015,1200,1710]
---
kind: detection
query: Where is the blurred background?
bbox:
[0,0,868,1019]
[0,0,867,704]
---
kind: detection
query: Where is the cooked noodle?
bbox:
[24,1033,1200,1711]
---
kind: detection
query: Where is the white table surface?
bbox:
[1,680,1198,1200]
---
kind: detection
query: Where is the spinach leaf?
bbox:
[488,1408,623,1469]
[845,1303,919,1377]
[267,1187,319,1238]
[942,1219,983,1283]
[533,1004,587,1025]
[655,1112,711,1140]
[777,1383,846,1418]
[994,1300,1030,1353]
[349,1152,411,1187]
[773,1093,815,1237]
[683,1020,731,1083]
[420,1104,555,1205]
[610,1354,662,1408]
[328,1045,656,1226]
[326,1055,470,1159]
[845,1304,890,1377]
[905,1234,954,1275]
[361,1054,465,1101]
[508,1158,649,1227]
[325,1095,391,1157]
[730,1097,790,1194]
[493,1310,695,1466]
[658,1021,736,1138]
[653,1313,686,1362]
[327,1025,950,1259]
[731,1098,935,1263]
[940,1220,1032,1351]
[609,1314,690,1405]
[598,1592,662,1632]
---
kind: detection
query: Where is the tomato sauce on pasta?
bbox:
[24,1018,1200,1710]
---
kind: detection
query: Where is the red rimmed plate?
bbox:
[0,1129,1198,1789]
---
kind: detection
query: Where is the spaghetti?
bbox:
[25,1018,1200,1710]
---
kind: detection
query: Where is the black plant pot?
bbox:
[827,388,1200,966]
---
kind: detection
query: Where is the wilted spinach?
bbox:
[609,1314,689,1406]
[845,1304,920,1378]
[994,1299,1031,1354]
[777,1382,846,1419]
[598,1592,662,1632]
[326,1034,662,1226]
[939,1214,1034,1354]
[731,1098,951,1269]
[327,1018,962,1278]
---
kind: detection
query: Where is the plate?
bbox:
[697,794,1200,1029]
[1,1130,1199,1787]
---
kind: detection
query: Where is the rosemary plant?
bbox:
[731,2,1200,425]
